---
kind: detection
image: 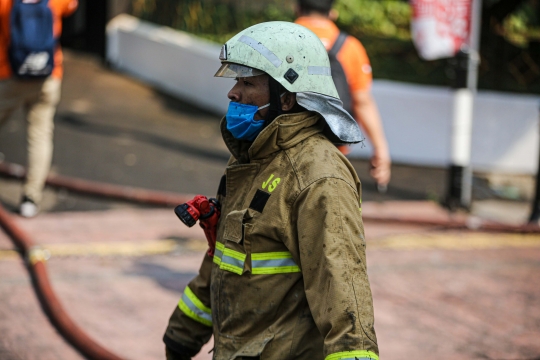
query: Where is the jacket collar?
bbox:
[221,111,325,163]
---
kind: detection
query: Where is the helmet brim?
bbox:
[214,63,266,78]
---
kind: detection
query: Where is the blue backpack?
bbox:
[8,0,55,79]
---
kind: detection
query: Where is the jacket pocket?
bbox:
[214,209,252,275]
[214,330,274,360]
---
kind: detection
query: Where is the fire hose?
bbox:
[0,161,223,359]
[0,161,193,207]
[1,161,537,233]
[0,203,123,360]
[0,162,194,359]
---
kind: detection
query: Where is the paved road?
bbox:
[0,51,539,360]
[1,208,539,359]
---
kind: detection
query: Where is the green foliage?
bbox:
[335,0,411,40]
[503,1,540,47]
[131,0,295,44]
[129,0,540,94]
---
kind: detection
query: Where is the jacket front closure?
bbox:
[211,113,324,359]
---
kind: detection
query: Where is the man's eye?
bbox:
[243,80,252,86]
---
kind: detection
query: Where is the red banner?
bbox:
[411,0,471,60]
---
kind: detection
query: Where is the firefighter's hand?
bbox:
[370,150,391,188]
[166,346,192,360]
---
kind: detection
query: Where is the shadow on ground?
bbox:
[128,261,196,293]
[58,114,230,163]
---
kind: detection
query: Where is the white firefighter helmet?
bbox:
[215,21,364,144]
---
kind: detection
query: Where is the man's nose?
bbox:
[227,82,241,102]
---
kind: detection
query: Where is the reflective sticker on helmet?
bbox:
[238,35,283,68]
[219,44,227,60]
[308,66,332,76]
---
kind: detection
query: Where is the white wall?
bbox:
[107,14,540,175]
[351,81,539,174]
[107,14,232,114]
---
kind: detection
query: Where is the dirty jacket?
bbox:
[164,111,378,360]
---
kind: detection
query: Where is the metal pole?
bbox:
[529,101,540,224]
[446,0,482,210]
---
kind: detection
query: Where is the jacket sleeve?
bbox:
[163,253,214,357]
[293,177,379,360]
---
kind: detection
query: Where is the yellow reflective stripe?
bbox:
[216,248,300,275]
[223,248,245,261]
[325,350,379,360]
[251,251,292,260]
[252,266,300,274]
[251,251,301,274]
[184,287,211,314]
[178,287,212,327]
[213,242,225,265]
[178,301,212,327]
[219,248,246,275]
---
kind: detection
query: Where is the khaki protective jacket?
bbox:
[164,111,378,360]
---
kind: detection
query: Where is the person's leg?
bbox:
[0,78,25,128]
[22,76,61,214]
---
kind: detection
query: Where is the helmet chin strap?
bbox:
[265,77,285,125]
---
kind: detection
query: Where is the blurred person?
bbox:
[163,22,378,360]
[295,0,391,188]
[0,0,78,217]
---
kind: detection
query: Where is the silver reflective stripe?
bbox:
[238,35,283,68]
[214,247,223,260]
[222,255,244,269]
[308,66,332,76]
[253,258,298,268]
[181,292,212,323]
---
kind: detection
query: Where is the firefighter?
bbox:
[164,21,378,360]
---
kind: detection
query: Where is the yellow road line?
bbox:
[0,238,208,260]
[368,232,540,250]
[2,233,538,261]
[0,249,19,260]
[46,239,179,256]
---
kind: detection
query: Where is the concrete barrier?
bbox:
[359,81,539,174]
[106,14,539,175]
[106,14,231,114]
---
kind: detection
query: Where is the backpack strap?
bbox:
[328,31,348,57]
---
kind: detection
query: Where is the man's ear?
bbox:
[281,92,297,112]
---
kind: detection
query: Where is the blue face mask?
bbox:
[226,101,270,141]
